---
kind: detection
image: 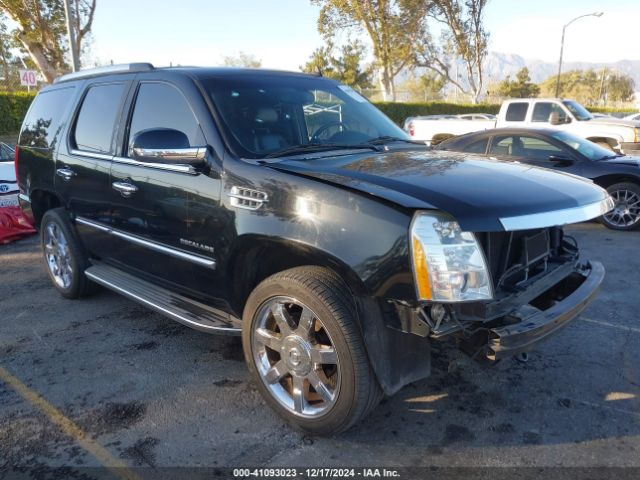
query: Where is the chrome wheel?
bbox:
[44,222,73,289]
[603,189,640,228]
[251,296,340,418]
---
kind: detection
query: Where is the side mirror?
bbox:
[129,128,206,165]
[548,112,570,125]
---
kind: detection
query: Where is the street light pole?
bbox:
[555,12,603,97]
[63,0,80,72]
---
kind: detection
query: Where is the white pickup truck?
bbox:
[407,98,640,154]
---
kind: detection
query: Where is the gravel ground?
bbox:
[0,222,638,479]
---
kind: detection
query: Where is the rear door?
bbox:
[56,81,130,256]
[107,80,212,292]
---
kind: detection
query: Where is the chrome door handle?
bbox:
[56,168,76,181]
[112,181,138,197]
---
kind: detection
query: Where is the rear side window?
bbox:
[504,102,528,122]
[462,138,489,154]
[489,136,514,156]
[73,83,127,154]
[19,87,75,149]
[127,82,203,154]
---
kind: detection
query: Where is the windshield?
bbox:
[202,75,407,159]
[551,131,617,160]
[562,100,593,121]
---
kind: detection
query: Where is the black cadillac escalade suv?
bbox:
[16,64,612,434]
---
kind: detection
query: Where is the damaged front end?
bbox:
[392,225,605,362]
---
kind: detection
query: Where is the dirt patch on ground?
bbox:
[77,401,147,436]
[120,436,159,467]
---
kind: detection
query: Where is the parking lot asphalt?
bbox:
[1,222,639,478]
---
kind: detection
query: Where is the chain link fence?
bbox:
[0,65,45,93]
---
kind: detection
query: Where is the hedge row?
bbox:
[0,91,635,135]
[374,101,501,125]
[374,101,638,125]
[0,91,35,135]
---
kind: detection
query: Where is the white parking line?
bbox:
[580,317,640,334]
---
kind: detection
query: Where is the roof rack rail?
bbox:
[54,63,154,83]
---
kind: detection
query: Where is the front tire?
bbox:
[41,208,95,298]
[242,266,381,434]
[600,182,640,231]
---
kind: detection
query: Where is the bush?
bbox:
[373,101,501,125]
[587,105,637,115]
[0,91,35,135]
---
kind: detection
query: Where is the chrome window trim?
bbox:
[130,146,206,162]
[69,149,197,174]
[75,217,216,269]
[499,196,615,231]
[70,149,113,161]
[112,156,197,174]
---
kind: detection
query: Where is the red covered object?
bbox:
[0,206,36,244]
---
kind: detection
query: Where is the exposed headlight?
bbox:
[410,211,493,302]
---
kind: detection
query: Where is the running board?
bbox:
[84,264,242,335]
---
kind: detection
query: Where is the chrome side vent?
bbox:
[228,186,268,211]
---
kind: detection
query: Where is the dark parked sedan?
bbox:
[436,128,640,230]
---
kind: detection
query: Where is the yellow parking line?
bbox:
[0,366,141,480]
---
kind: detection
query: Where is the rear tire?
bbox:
[41,208,96,298]
[600,182,640,230]
[242,266,382,434]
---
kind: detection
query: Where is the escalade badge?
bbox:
[180,238,215,254]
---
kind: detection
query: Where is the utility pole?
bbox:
[598,66,607,105]
[63,0,80,72]
[555,12,603,97]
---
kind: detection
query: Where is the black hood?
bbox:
[269,150,611,232]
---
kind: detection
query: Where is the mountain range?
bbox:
[483,52,640,88]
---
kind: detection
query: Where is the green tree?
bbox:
[494,67,540,98]
[311,0,429,100]
[0,0,97,83]
[302,43,334,77]
[540,69,634,105]
[222,51,262,68]
[606,72,635,102]
[301,39,374,89]
[415,0,490,104]
[397,71,446,101]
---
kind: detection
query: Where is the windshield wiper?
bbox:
[364,135,427,146]
[264,143,379,159]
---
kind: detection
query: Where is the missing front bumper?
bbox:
[486,261,604,361]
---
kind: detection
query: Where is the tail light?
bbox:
[408,121,415,137]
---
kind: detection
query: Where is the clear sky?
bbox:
[90,0,640,70]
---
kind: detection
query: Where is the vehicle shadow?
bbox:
[337,335,640,456]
